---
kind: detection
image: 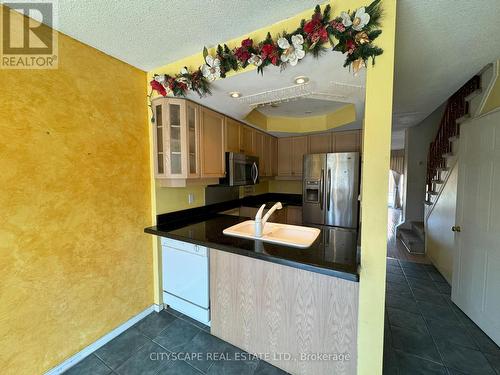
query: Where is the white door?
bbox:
[452,110,500,345]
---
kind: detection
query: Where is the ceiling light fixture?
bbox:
[229,91,241,98]
[294,76,309,85]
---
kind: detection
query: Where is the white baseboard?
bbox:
[44,305,155,375]
[153,303,164,312]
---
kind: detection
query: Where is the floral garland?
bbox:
[150,0,383,98]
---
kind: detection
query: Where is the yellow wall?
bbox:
[0,9,153,374]
[244,104,356,133]
[358,1,396,374]
[268,180,302,194]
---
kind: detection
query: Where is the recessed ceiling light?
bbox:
[294,76,309,85]
[229,91,241,98]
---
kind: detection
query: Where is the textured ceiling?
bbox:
[393,0,500,128]
[54,0,320,71]
[32,0,500,132]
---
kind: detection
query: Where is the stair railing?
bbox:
[425,76,480,196]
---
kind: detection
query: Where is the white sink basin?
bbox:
[223,220,321,249]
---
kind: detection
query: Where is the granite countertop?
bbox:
[144,193,359,281]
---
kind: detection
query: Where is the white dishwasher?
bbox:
[161,237,210,325]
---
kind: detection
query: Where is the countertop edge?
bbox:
[144,227,359,283]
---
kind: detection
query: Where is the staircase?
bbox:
[399,221,425,254]
[423,61,500,216]
[423,75,481,212]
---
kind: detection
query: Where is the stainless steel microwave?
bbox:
[220,152,259,186]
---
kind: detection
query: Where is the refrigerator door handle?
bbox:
[319,169,324,210]
[327,168,331,211]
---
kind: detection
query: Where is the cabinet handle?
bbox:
[451,226,461,232]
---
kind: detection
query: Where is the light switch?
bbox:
[188,193,195,204]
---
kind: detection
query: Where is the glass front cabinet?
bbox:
[152,97,223,186]
[152,97,198,180]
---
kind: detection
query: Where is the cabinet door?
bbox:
[278,137,293,176]
[286,206,303,225]
[291,136,308,177]
[166,99,187,177]
[271,137,278,176]
[225,118,240,153]
[200,108,225,177]
[153,102,166,177]
[264,136,273,177]
[308,132,332,154]
[332,130,360,153]
[240,126,255,155]
[254,132,265,176]
[186,102,200,178]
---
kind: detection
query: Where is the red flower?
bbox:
[304,13,329,44]
[241,38,253,48]
[330,20,346,33]
[304,18,320,35]
[261,43,279,65]
[234,38,254,64]
[150,79,166,96]
[234,47,251,63]
[166,77,174,90]
[346,39,356,54]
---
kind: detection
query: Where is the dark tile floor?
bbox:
[384,258,500,375]
[63,307,288,375]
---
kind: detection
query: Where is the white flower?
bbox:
[201,55,221,81]
[340,11,352,27]
[248,53,262,67]
[352,7,370,31]
[278,34,305,66]
[180,67,189,75]
[154,74,166,84]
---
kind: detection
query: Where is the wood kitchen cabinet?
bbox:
[210,249,358,375]
[152,97,204,186]
[225,118,241,153]
[278,136,308,178]
[254,131,265,176]
[277,137,293,176]
[332,130,361,152]
[240,125,255,155]
[286,206,302,225]
[291,136,308,176]
[199,107,225,178]
[308,132,333,153]
[263,135,273,177]
[271,136,278,176]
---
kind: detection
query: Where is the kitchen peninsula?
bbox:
[145,193,360,375]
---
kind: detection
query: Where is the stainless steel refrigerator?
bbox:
[302,152,360,228]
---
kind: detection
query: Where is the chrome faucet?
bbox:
[254,202,282,237]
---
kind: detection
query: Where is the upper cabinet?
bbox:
[152,97,224,186]
[308,132,333,154]
[278,136,308,178]
[152,97,361,185]
[152,98,188,179]
[225,118,240,153]
[332,130,361,153]
[199,107,225,178]
[240,126,255,155]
